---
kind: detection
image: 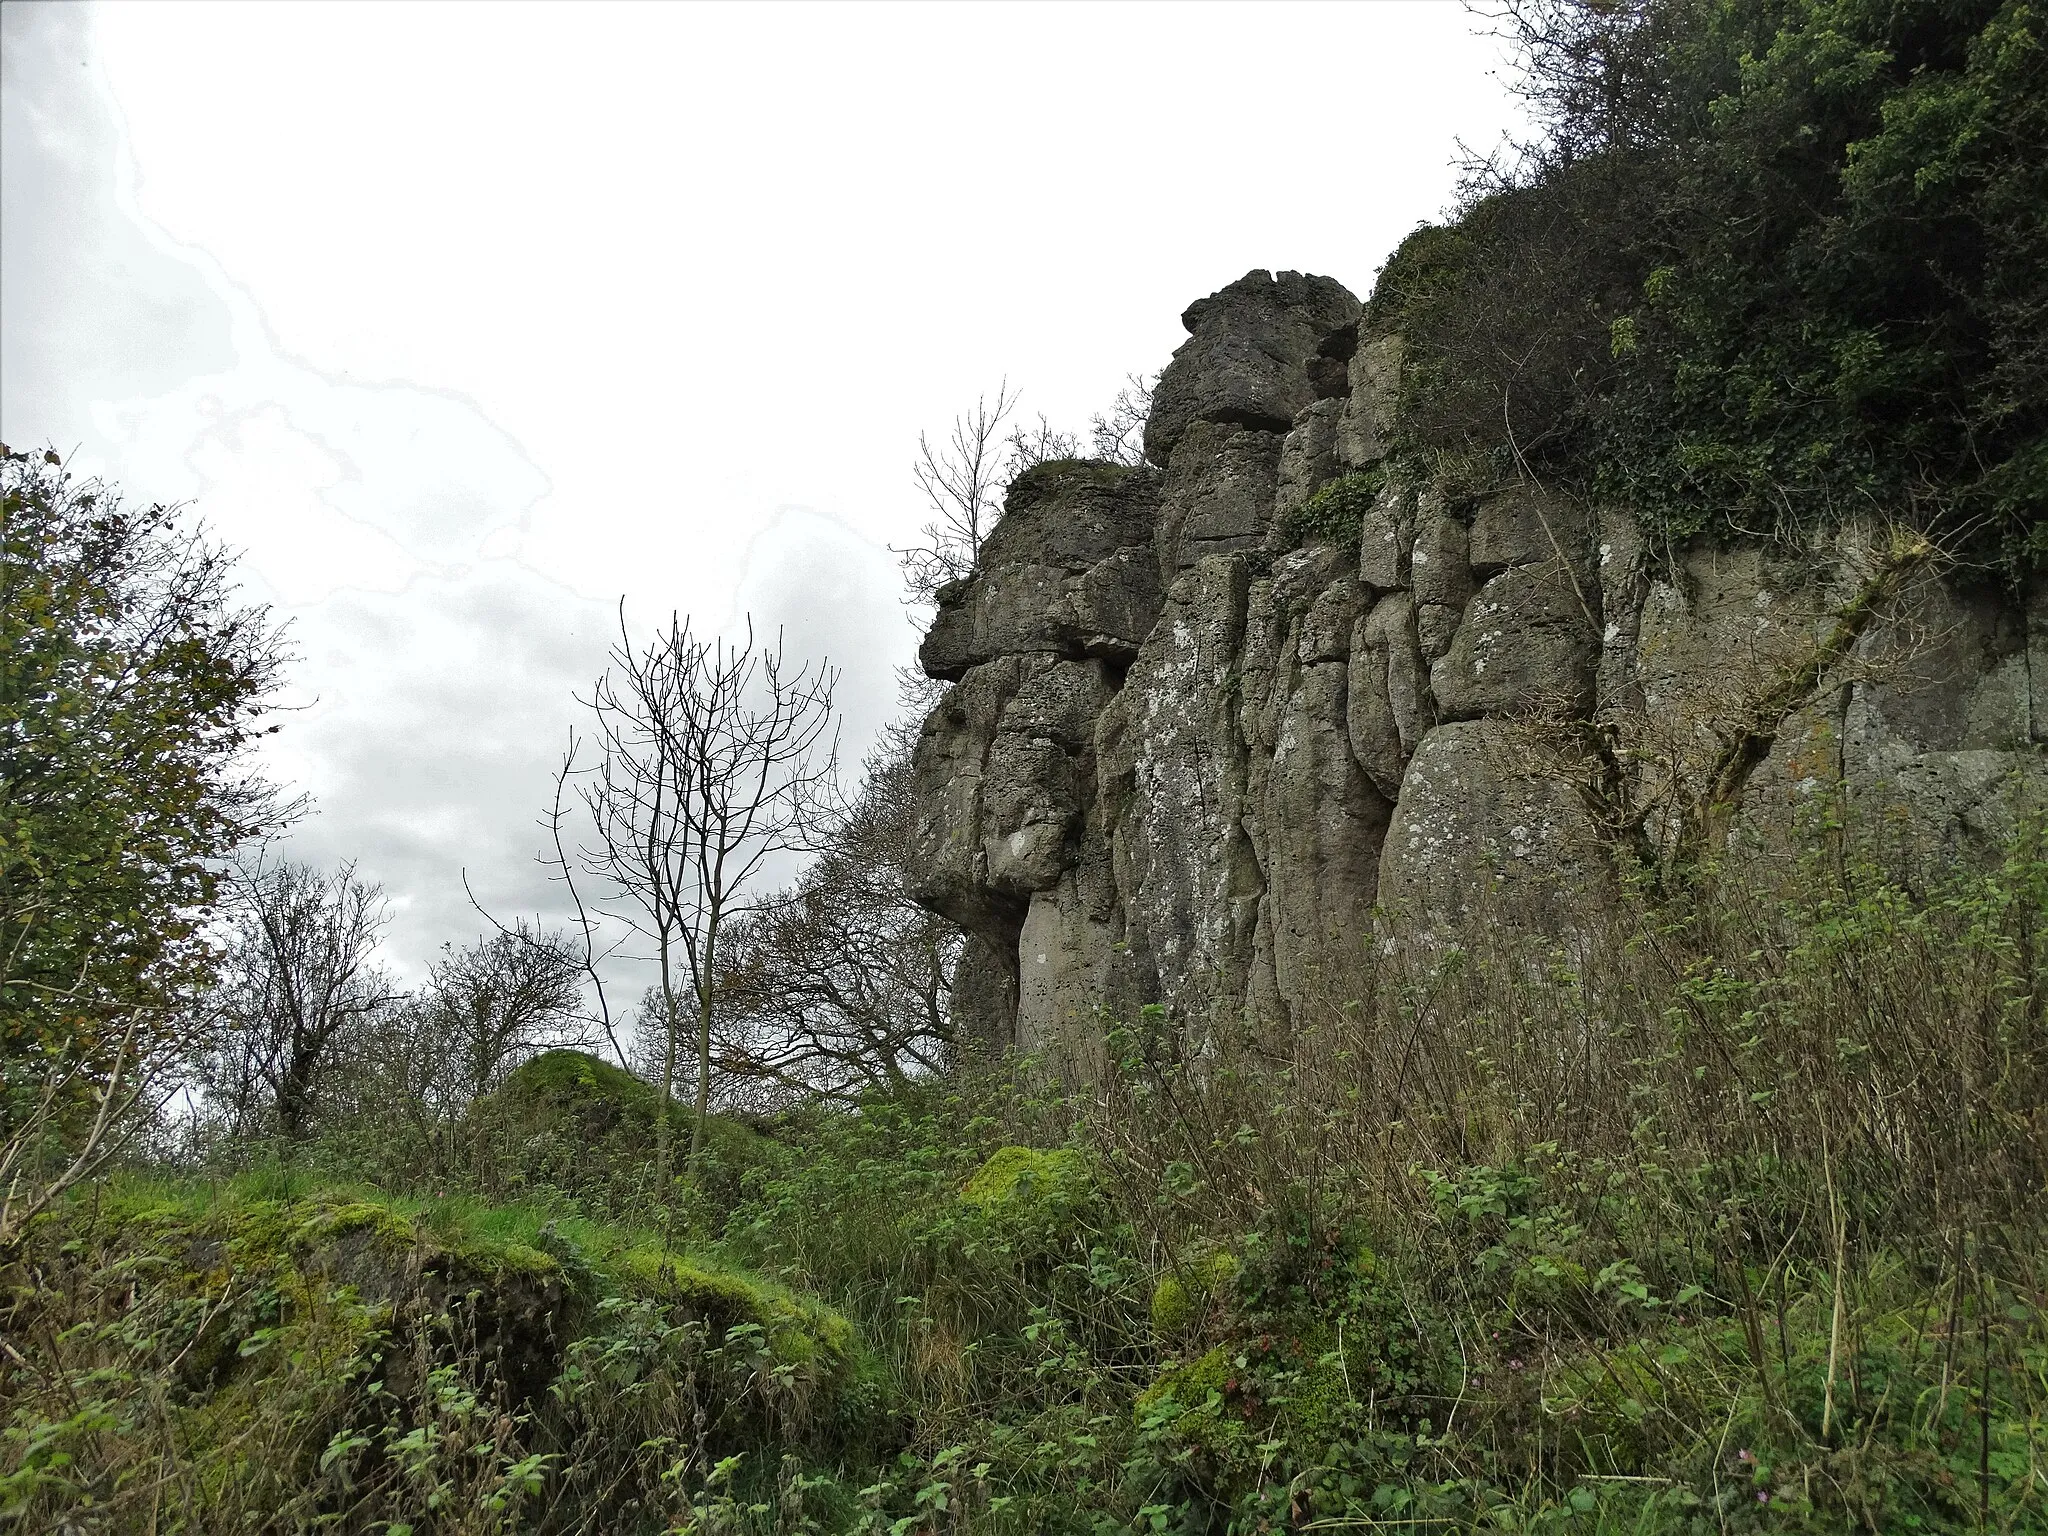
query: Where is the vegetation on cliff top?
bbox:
[1373,0,2046,571]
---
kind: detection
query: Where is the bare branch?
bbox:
[572,609,839,1199]
[892,381,1019,605]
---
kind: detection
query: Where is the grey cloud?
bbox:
[725,507,917,770]
[267,562,613,980]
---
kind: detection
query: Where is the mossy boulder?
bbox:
[1135,1343,1248,1454]
[1137,1325,1392,1472]
[1138,1231,1447,1484]
[20,1177,885,1528]
[1002,457,1141,512]
[96,1187,577,1405]
[1150,1246,1242,1339]
[959,1145,1090,1211]
[490,1048,785,1214]
[613,1246,854,1372]
[955,1145,1098,1259]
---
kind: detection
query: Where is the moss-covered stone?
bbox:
[959,1145,1090,1211]
[1137,1327,1384,1467]
[1150,1247,1242,1338]
[62,1177,881,1442]
[490,1048,784,1214]
[1135,1343,1245,1452]
[1002,457,1139,513]
[952,1146,1099,1260]
[615,1248,850,1365]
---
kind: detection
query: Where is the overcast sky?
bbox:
[2,0,1522,983]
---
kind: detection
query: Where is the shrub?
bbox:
[1379,0,2048,573]
[1279,468,1384,549]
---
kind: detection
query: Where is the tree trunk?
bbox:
[653,935,680,1212]
[689,985,712,1176]
[275,1047,316,1141]
[688,924,716,1178]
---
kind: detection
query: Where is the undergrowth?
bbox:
[5,817,2045,1531]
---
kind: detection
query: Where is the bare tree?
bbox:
[1002,413,1081,479]
[710,724,961,1100]
[192,857,400,1141]
[417,923,585,1108]
[539,736,631,1068]
[1089,372,1154,467]
[574,609,838,1193]
[894,382,1019,605]
[893,375,1153,606]
[339,922,583,1176]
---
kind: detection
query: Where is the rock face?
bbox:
[912,269,2047,1058]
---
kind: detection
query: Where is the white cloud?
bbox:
[2,0,1523,982]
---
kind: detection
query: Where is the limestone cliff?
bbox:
[911,270,2047,1056]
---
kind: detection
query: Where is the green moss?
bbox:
[1135,1344,1246,1453]
[1138,1316,1398,1467]
[500,1047,668,1127]
[959,1145,1089,1211]
[294,1199,419,1251]
[90,1181,579,1301]
[613,1246,859,1379]
[1151,1247,1241,1338]
[502,1045,640,1099]
[1279,1335,1372,1455]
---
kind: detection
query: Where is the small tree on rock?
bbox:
[894,382,1019,605]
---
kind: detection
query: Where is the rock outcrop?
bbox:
[911,270,2047,1058]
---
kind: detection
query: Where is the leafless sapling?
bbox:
[1089,373,1154,467]
[894,382,1019,606]
[573,608,838,1195]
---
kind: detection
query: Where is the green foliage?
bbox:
[12,815,2048,1530]
[487,1048,788,1221]
[1,449,287,1081]
[1278,468,1385,549]
[1378,0,2047,569]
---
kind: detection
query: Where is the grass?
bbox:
[8,813,2045,1531]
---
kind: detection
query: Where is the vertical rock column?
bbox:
[911,461,1163,1054]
